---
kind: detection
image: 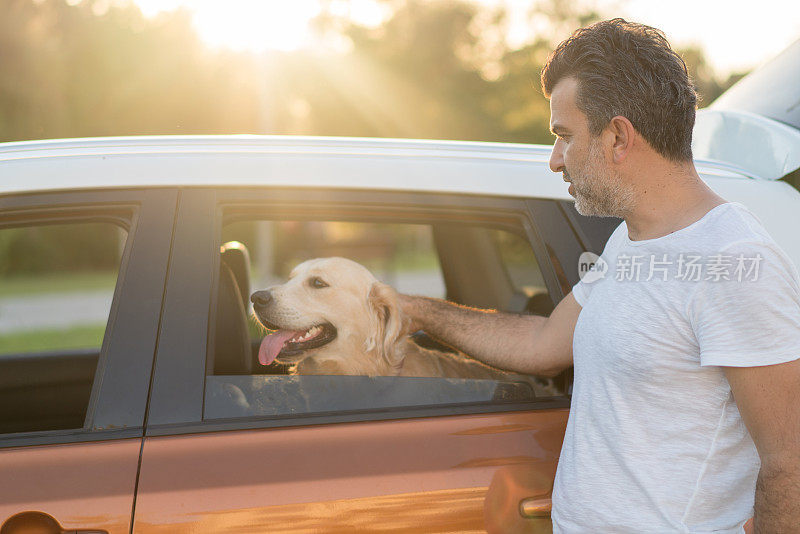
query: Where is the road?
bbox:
[0,270,446,335]
[0,291,113,334]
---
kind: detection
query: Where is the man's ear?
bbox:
[606,115,636,163]
[365,282,408,369]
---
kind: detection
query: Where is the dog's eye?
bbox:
[309,277,329,289]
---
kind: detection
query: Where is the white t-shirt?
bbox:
[552,202,800,533]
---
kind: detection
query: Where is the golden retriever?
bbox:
[250,257,550,391]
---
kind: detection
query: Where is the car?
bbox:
[0,131,798,534]
[2,41,800,534]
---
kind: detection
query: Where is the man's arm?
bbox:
[724,359,800,533]
[398,292,581,377]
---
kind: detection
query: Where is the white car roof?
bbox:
[0,135,753,199]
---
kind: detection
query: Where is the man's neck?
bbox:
[624,160,727,241]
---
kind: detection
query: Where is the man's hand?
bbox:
[724,359,800,533]
[397,292,581,377]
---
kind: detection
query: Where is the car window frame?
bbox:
[145,187,580,437]
[0,188,177,448]
[555,200,621,257]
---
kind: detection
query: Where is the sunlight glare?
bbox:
[132,0,390,52]
[192,0,320,52]
[132,0,799,72]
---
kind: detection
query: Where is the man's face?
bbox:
[548,77,634,218]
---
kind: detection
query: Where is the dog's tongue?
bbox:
[258,330,303,366]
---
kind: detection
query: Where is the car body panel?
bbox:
[0,439,141,533]
[691,177,800,266]
[693,109,800,179]
[133,409,566,533]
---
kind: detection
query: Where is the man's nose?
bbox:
[250,290,273,307]
[549,140,565,173]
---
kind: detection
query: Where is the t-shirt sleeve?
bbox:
[688,240,800,367]
[571,279,589,307]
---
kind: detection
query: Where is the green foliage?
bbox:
[0,324,105,354]
[0,0,746,144]
[0,222,122,276]
[0,270,118,296]
[677,46,747,108]
[0,0,260,141]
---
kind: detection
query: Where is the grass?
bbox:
[0,271,118,298]
[390,252,440,272]
[0,324,106,354]
[351,252,440,275]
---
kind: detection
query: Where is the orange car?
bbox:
[1,130,797,532]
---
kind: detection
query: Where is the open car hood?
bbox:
[692,38,800,180]
[693,109,800,180]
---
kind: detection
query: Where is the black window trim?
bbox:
[556,199,621,256]
[146,398,571,437]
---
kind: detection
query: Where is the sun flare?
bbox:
[133,0,389,52]
[130,0,799,72]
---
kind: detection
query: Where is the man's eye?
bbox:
[309,277,329,289]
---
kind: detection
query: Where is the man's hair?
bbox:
[541,18,697,161]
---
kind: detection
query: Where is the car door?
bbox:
[0,189,175,534]
[133,188,591,533]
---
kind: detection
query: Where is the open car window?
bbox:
[203,216,561,421]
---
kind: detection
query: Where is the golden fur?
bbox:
[255,257,550,392]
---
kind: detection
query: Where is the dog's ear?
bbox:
[365,282,408,370]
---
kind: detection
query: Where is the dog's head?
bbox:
[251,257,408,374]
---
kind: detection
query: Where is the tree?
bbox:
[0,0,747,145]
[0,0,261,142]
[678,46,747,108]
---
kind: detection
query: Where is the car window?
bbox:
[491,228,545,293]
[204,217,561,422]
[0,221,127,434]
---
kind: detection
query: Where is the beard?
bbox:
[566,141,635,218]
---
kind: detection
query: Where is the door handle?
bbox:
[519,496,552,518]
[0,511,108,534]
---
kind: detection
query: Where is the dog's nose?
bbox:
[250,290,273,307]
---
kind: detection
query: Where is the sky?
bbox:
[132,0,800,75]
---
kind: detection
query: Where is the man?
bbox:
[399,19,800,533]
